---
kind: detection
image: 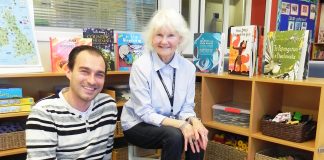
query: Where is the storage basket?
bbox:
[255,148,308,160]
[212,104,250,128]
[260,119,316,142]
[112,147,128,160]
[0,131,25,150]
[205,141,247,160]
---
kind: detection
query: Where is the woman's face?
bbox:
[152,27,181,61]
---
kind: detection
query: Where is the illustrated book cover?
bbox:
[228,25,258,77]
[116,32,144,71]
[263,30,309,80]
[193,32,224,74]
[83,28,115,71]
[50,37,92,72]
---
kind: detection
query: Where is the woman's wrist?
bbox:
[179,121,189,130]
[186,116,201,125]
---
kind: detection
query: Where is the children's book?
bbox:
[228,25,258,77]
[116,32,144,71]
[50,37,92,72]
[193,33,224,74]
[83,28,115,71]
[263,30,309,80]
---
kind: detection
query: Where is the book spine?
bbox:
[0,105,32,113]
[0,88,23,99]
[0,97,34,106]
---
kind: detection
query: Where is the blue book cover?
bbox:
[116,32,144,71]
[0,88,23,99]
[83,28,115,71]
[193,33,223,73]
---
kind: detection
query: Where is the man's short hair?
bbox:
[67,45,107,73]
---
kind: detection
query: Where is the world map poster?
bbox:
[0,0,43,74]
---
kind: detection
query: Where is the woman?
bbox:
[121,9,208,160]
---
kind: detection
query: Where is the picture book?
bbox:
[193,32,224,74]
[50,37,92,72]
[312,43,324,60]
[228,25,258,77]
[116,32,144,71]
[263,30,309,80]
[83,28,115,71]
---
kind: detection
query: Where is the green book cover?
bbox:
[264,30,309,80]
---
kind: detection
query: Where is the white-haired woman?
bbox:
[121,9,208,160]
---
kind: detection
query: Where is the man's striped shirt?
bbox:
[26,89,117,160]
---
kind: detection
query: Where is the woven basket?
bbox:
[0,131,25,150]
[255,148,308,160]
[205,141,247,160]
[260,119,316,142]
[112,147,128,160]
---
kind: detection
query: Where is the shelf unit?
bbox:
[0,71,130,158]
[2,71,324,159]
[200,73,324,160]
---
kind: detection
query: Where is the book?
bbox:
[50,37,92,72]
[263,30,309,80]
[0,97,34,106]
[83,28,115,71]
[228,25,258,77]
[312,44,324,60]
[116,32,144,71]
[193,32,224,73]
[0,88,23,99]
[0,105,32,114]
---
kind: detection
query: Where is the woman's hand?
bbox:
[190,118,209,150]
[179,121,200,153]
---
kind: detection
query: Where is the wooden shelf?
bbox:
[252,132,315,152]
[117,101,126,107]
[0,112,30,119]
[204,121,250,136]
[0,148,26,157]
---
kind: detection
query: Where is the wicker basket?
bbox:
[0,131,25,150]
[112,147,128,160]
[255,148,308,160]
[205,141,247,160]
[260,119,316,142]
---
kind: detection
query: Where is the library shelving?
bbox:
[2,72,324,159]
[200,73,324,160]
[0,71,130,158]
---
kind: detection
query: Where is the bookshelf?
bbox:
[0,71,130,158]
[2,72,324,159]
[200,73,324,160]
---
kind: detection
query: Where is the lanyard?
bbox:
[156,68,176,115]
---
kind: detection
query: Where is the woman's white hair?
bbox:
[143,9,192,53]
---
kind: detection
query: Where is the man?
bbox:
[26,45,117,160]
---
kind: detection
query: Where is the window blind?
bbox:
[33,0,157,31]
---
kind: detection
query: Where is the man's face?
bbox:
[66,51,106,103]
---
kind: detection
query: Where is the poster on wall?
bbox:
[0,0,43,74]
[277,0,317,41]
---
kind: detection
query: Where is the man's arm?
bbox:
[26,106,58,160]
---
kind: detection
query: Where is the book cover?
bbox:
[116,32,144,71]
[228,25,258,77]
[193,33,224,73]
[50,37,92,72]
[0,88,23,99]
[83,28,115,71]
[263,30,309,80]
[0,97,34,106]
